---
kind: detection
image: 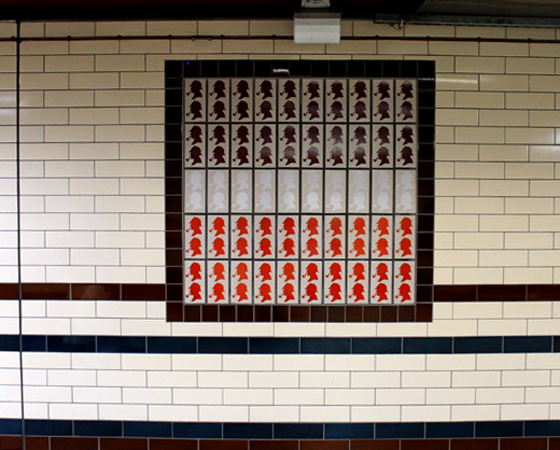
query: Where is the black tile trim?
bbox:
[2,335,559,355]
[2,420,560,439]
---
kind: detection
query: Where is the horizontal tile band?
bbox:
[1,335,558,354]
[2,284,558,302]
[1,419,560,439]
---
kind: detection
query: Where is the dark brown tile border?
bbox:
[2,437,560,450]
[165,59,436,323]
[434,284,560,302]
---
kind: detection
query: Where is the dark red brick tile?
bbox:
[398,305,415,322]
[199,440,248,450]
[122,284,165,301]
[301,441,349,450]
[327,306,345,322]
[478,285,526,302]
[310,306,327,322]
[100,438,148,450]
[202,305,219,322]
[290,306,310,322]
[183,305,201,322]
[346,306,363,322]
[72,283,120,300]
[250,441,298,450]
[434,285,476,302]
[416,303,433,322]
[148,438,198,450]
[0,284,19,300]
[237,305,254,322]
[550,437,560,450]
[363,306,380,322]
[528,284,560,301]
[23,283,69,300]
[0,435,23,450]
[350,439,399,450]
[254,305,271,322]
[25,437,49,450]
[167,302,184,322]
[451,438,498,450]
[401,439,449,450]
[500,438,547,450]
[51,437,99,450]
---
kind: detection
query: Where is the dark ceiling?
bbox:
[3,0,560,23]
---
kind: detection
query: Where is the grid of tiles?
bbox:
[165,60,435,320]
[183,77,418,305]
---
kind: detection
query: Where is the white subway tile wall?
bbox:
[1,20,560,425]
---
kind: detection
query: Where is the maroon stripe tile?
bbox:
[199,440,248,450]
[380,305,397,322]
[301,441,349,450]
[255,305,272,322]
[478,285,526,302]
[450,438,498,450]
[499,437,548,450]
[184,304,201,322]
[550,437,560,450]
[272,305,290,322]
[528,284,560,301]
[327,306,345,322]
[290,306,311,322]
[416,304,433,322]
[397,305,415,322]
[363,306,380,322]
[401,439,449,450]
[148,438,198,450]
[434,285,476,302]
[122,284,166,301]
[310,306,327,322]
[167,302,184,322]
[0,436,23,450]
[22,283,70,300]
[25,437,49,450]
[219,305,236,322]
[100,438,148,450]
[202,305,219,322]
[72,284,120,300]
[51,436,99,450]
[0,283,18,300]
[346,305,363,323]
[237,305,255,322]
[250,441,298,450]
[350,440,399,450]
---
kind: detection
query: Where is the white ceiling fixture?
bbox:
[294,0,341,44]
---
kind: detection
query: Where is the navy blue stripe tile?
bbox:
[352,338,402,354]
[22,335,46,352]
[147,337,196,353]
[223,423,272,439]
[403,337,452,354]
[0,419,22,435]
[375,423,424,439]
[123,421,172,438]
[554,336,560,352]
[250,337,299,354]
[0,335,19,351]
[454,337,503,354]
[198,337,248,354]
[173,422,222,438]
[525,420,560,437]
[25,419,73,436]
[504,336,552,353]
[97,336,146,353]
[47,336,96,353]
[74,420,123,437]
[426,421,474,438]
[301,338,351,354]
[475,421,523,438]
[274,423,323,439]
[325,423,373,439]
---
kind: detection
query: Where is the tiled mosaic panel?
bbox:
[184,79,417,304]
